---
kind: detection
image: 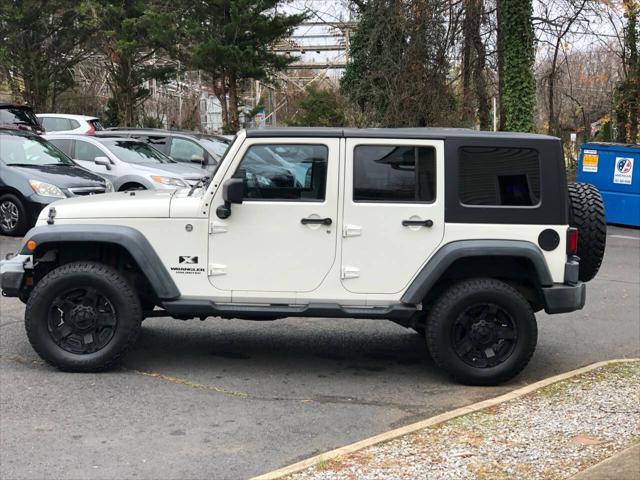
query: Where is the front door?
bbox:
[209,138,340,295]
[341,138,445,294]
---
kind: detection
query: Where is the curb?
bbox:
[569,443,640,479]
[251,358,640,480]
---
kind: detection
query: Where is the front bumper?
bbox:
[541,282,586,314]
[0,254,31,297]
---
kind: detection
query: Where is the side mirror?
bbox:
[216,177,245,219]
[190,154,206,165]
[94,156,112,170]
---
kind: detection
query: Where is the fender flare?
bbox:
[401,239,554,304]
[21,224,180,300]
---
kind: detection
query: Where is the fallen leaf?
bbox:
[571,434,605,445]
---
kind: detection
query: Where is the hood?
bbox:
[10,164,106,188]
[40,189,175,221]
[144,162,209,180]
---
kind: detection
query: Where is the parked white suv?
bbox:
[37,114,104,135]
[0,128,606,385]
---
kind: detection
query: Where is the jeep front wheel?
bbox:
[25,262,142,372]
[426,278,537,386]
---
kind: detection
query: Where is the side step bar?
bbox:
[160,298,418,324]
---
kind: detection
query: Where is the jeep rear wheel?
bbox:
[25,262,142,372]
[568,182,606,282]
[426,278,537,386]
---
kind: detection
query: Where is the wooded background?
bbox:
[0,0,638,145]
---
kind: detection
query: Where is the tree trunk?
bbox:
[496,0,506,130]
[470,0,489,130]
[461,0,474,126]
[227,70,240,131]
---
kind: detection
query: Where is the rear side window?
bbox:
[69,119,80,129]
[48,138,73,157]
[41,117,71,131]
[237,144,328,201]
[132,135,169,154]
[459,146,540,206]
[353,145,436,202]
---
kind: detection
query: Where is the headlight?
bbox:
[104,179,114,193]
[29,180,65,198]
[150,175,187,187]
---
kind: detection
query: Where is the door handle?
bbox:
[301,217,332,226]
[402,219,434,227]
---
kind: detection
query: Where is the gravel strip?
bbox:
[287,361,640,480]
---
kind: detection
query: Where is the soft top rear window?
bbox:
[458,146,541,207]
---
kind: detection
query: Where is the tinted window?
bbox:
[100,139,173,164]
[238,144,328,201]
[0,134,74,166]
[353,145,436,202]
[75,140,104,161]
[459,147,540,206]
[47,138,73,157]
[170,138,206,163]
[41,117,71,131]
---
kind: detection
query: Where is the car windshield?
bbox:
[101,139,174,164]
[0,106,40,129]
[199,137,230,162]
[0,133,74,166]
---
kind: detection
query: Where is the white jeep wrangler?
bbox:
[0,128,606,385]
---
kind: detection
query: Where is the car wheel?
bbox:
[0,193,28,236]
[120,183,146,191]
[25,262,142,372]
[426,278,537,386]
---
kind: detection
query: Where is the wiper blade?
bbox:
[188,176,210,196]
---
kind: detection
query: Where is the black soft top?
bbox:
[245,127,559,142]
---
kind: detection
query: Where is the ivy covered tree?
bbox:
[0,0,96,111]
[90,0,181,126]
[497,0,535,132]
[185,0,304,133]
[341,0,457,127]
[287,87,346,127]
[615,0,639,143]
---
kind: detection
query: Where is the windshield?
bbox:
[0,133,75,166]
[0,106,41,129]
[100,139,174,164]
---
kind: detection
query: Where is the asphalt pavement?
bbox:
[1,226,639,480]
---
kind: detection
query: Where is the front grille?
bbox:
[68,187,106,196]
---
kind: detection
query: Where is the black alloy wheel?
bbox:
[47,287,118,354]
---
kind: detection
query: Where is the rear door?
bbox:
[341,138,445,294]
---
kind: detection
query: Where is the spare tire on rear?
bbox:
[567,182,606,282]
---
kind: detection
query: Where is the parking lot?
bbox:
[1,226,638,480]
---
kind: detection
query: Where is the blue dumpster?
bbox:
[577,142,640,227]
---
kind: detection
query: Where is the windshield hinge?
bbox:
[343,224,362,237]
[341,266,360,280]
[47,207,56,225]
[208,264,227,276]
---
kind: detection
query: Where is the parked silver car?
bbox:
[44,134,208,191]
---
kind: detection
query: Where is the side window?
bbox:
[48,139,73,157]
[69,119,80,129]
[74,140,104,161]
[237,144,328,201]
[459,146,540,206]
[41,117,71,131]
[353,145,436,202]
[170,138,205,163]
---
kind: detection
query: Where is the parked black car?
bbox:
[0,104,43,134]
[98,128,230,172]
[0,129,113,236]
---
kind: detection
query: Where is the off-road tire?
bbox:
[568,182,606,282]
[25,262,142,372]
[0,193,28,236]
[426,278,537,386]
